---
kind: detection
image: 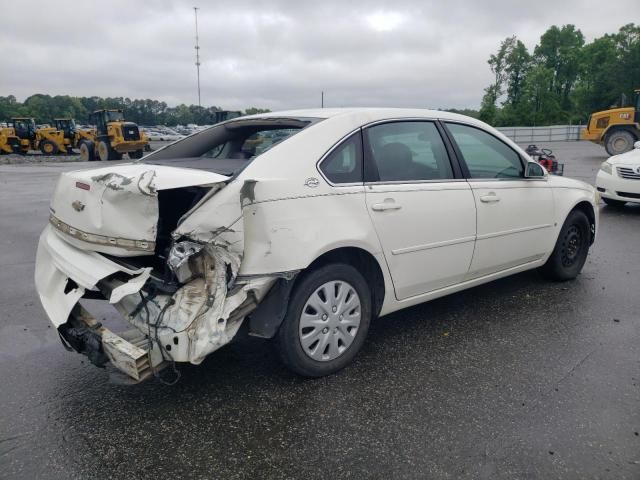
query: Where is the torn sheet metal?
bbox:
[114,243,274,364]
[173,179,245,246]
[167,241,205,283]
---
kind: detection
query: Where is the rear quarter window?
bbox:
[319,132,363,184]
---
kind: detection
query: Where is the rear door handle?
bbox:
[479,193,500,203]
[371,200,402,211]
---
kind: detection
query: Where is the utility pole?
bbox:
[321,91,324,108]
[194,7,201,108]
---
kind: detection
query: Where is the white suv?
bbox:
[35,109,598,382]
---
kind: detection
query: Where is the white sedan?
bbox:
[596,141,640,207]
[35,108,598,382]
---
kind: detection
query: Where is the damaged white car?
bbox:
[35,108,598,383]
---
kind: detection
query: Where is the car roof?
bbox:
[242,107,478,124]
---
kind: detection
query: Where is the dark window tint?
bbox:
[364,122,453,182]
[446,123,523,179]
[319,132,363,184]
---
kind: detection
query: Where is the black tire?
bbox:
[40,140,58,155]
[129,149,144,159]
[539,209,591,281]
[79,140,95,161]
[97,140,110,161]
[276,263,372,377]
[602,197,626,208]
[97,140,122,161]
[605,130,635,156]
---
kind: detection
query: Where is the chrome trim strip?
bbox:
[49,214,155,252]
[391,235,476,255]
[364,178,467,186]
[466,177,547,183]
[476,223,553,241]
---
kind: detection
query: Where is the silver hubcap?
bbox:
[299,280,361,362]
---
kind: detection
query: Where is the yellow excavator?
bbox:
[581,89,640,156]
[0,117,71,154]
[78,109,149,161]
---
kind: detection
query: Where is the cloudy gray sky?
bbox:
[2,0,637,110]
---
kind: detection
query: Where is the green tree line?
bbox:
[0,94,270,126]
[479,23,640,126]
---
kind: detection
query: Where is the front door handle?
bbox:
[479,192,500,203]
[371,199,402,211]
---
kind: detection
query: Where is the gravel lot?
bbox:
[0,140,639,479]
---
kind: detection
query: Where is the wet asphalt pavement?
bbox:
[1,141,639,479]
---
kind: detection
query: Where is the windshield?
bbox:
[105,111,125,122]
[14,119,35,131]
[141,117,320,176]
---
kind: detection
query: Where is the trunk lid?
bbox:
[49,163,228,256]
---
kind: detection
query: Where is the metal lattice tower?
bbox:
[194,7,201,108]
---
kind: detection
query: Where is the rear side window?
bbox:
[445,123,523,179]
[364,121,454,182]
[319,132,363,184]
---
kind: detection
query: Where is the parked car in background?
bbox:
[35,108,598,383]
[596,141,640,207]
[142,127,185,142]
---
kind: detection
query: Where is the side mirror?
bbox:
[525,162,546,178]
[634,141,640,150]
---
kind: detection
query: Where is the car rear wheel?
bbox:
[276,264,371,377]
[539,209,590,281]
[602,197,626,208]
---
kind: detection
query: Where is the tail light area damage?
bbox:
[36,167,294,383]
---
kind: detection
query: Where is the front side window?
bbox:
[364,121,454,182]
[319,132,362,184]
[446,123,523,179]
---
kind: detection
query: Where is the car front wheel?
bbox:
[276,263,371,377]
[539,209,591,281]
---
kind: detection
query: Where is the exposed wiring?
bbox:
[136,291,181,386]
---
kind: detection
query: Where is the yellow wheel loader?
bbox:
[581,89,640,156]
[52,118,82,154]
[78,109,149,161]
[0,127,21,154]
[3,118,71,155]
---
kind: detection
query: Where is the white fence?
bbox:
[496,125,584,143]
